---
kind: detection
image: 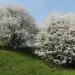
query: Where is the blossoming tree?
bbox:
[34,13,75,65]
[0,5,37,49]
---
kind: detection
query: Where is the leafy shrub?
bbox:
[34,13,75,65]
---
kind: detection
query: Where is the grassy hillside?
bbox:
[0,49,75,75]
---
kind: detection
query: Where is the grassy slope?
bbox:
[0,49,75,75]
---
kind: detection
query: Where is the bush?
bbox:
[0,5,37,49]
[34,13,75,65]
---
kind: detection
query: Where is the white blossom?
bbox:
[0,5,37,49]
[34,13,75,65]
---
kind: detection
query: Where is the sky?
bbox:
[0,0,75,23]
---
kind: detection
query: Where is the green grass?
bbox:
[0,49,75,75]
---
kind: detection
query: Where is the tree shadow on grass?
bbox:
[0,45,41,61]
[44,59,75,70]
[61,62,75,69]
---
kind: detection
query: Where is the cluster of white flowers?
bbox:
[0,5,37,49]
[34,13,75,65]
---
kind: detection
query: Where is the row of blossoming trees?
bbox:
[1,5,75,66]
